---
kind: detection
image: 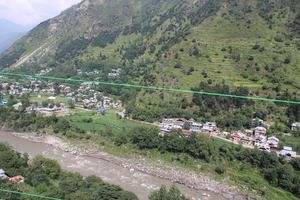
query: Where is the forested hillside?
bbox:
[0,0,299,127]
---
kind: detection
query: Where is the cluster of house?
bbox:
[0,80,123,111]
[159,118,219,137]
[230,127,281,150]
[0,169,24,183]
[36,68,52,76]
[159,118,298,159]
[0,80,58,96]
[76,69,100,76]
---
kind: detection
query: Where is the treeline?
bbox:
[125,126,300,197]
[0,143,138,200]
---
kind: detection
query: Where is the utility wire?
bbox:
[0,189,62,200]
[0,72,299,104]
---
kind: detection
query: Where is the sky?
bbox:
[0,0,82,27]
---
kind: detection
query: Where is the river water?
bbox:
[0,131,227,200]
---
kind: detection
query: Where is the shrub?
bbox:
[215,165,226,174]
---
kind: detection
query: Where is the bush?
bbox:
[215,165,226,174]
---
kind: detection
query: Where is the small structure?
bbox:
[254,126,267,135]
[280,146,297,158]
[251,118,264,127]
[201,122,218,134]
[190,122,202,133]
[291,122,300,131]
[266,136,280,149]
[108,68,121,78]
[0,169,8,180]
[258,144,271,152]
[12,102,22,110]
[0,99,8,106]
[183,130,193,137]
[254,135,267,146]
[63,87,71,94]
[98,106,106,115]
[103,96,112,108]
[231,131,243,141]
[9,175,24,183]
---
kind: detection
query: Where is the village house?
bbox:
[291,122,300,131]
[13,102,23,110]
[63,87,72,94]
[190,122,202,133]
[97,105,106,115]
[174,118,188,129]
[231,131,243,141]
[9,175,24,183]
[254,135,267,146]
[251,118,264,127]
[112,100,122,109]
[254,126,267,136]
[183,130,193,137]
[159,118,193,134]
[108,68,121,78]
[266,136,280,149]
[83,98,98,108]
[201,122,218,134]
[258,144,271,152]
[103,96,112,108]
[37,68,52,76]
[35,105,66,114]
[0,169,8,180]
[280,146,297,158]
[0,99,8,106]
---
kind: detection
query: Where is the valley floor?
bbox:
[0,130,245,200]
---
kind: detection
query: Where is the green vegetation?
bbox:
[149,185,189,200]
[1,96,300,199]
[0,0,299,127]
[0,0,300,198]
[127,127,300,199]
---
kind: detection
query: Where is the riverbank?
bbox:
[0,130,247,200]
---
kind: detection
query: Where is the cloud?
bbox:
[0,0,81,27]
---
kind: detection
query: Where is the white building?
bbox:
[202,122,217,133]
[291,122,300,131]
[266,136,280,148]
[280,146,297,158]
[254,126,267,135]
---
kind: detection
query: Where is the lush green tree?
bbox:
[149,185,189,200]
[129,126,160,149]
[30,156,61,179]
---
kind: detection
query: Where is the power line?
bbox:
[0,189,62,200]
[0,72,299,105]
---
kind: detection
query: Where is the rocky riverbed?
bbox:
[2,131,248,200]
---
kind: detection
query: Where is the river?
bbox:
[0,130,244,200]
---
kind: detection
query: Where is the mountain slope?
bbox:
[0,0,299,122]
[0,19,27,53]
